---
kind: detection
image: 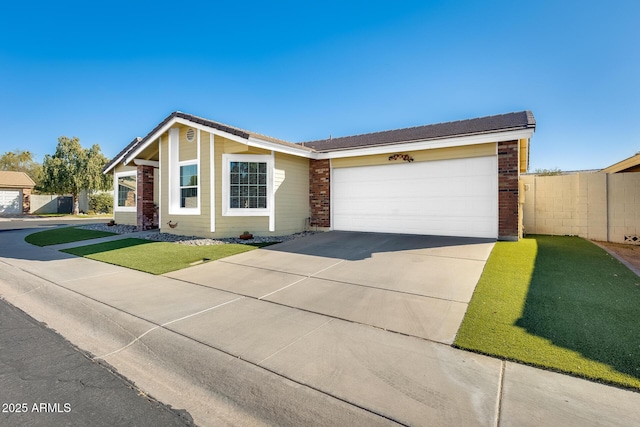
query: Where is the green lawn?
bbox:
[61,238,266,274]
[25,227,117,246]
[455,235,640,390]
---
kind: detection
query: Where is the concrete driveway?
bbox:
[167,231,494,344]
[3,228,639,426]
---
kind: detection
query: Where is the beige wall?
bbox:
[331,143,496,169]
[522,172,640,243]
[159,126,310,238]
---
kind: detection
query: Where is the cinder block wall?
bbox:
[522,172,640,243]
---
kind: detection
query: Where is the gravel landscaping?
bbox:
[78,223,317,245]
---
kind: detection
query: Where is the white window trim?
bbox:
[168,127,201,215]
[178,160,199,210]
[222,153,273,219]
[210,133,215,232]
[114,170,137,212]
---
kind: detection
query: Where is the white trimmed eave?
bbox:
[106,119,535,171]
[121,117,250,166]
[315,128,535,160]
[120,116,314,166]
[246,136,315,158]
[133,159,160,168]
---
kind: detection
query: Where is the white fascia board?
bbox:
[123,117,251,166]
[172,117,249,145]
[124,120,180,165]
[132,159,160,167]
[246,136,315,158]
[315,129,534,160]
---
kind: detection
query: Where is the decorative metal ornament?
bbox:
[388,153,414,162]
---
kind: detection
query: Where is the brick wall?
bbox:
[309,159,330,227]
[136,165,157,230]
[498,140,520,240]
[22,188,31,215]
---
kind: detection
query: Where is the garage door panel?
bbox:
[332,157,497,238]
[0,190,21,214]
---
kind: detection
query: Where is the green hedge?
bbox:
[88,192,113,214]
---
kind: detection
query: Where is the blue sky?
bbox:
[1,1,638,171]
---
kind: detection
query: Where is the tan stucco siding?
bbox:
[519,138,529,173]
[115,211,136,225]
[213,137,269,237]
[331,143,496,168]
[274,153,310,234]
[159,132,308,238]
[160,128,212,237]
[178,126,198,162]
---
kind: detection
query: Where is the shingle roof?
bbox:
[301,111,536,152]
[103,111,314,173]
[104,110,535,172]
[0,171,36,188]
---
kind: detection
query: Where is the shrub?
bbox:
[89,192,113,214]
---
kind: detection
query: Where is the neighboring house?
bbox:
[601,152,640,174]
[0,171,36,215]
[103,111,536,240]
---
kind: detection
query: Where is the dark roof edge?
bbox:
[302,110,535,148]
[103,111,313,173]
[104,110,535,172]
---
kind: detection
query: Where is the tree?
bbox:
[534,167,563,176]
[0,149,43,185]
[40,136,112,214]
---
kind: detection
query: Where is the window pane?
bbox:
[117,175,136,207]
[228,161,268,209]
[181,187,198,208]
[180,164,197,186]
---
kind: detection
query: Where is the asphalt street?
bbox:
[0,297,194,427]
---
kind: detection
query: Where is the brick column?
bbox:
[309,159,330,227]
[22,188,31,215]
[498,140,520,240]
[136,165,156,230]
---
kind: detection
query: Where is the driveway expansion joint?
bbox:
[257,259,346,299]
[97,297,245,359]
[495,360,506,427]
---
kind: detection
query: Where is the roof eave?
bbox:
[602,153,640,173]
[315,127,535,159]
[105,115,315,174]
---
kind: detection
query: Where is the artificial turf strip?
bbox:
[61,238,263,275]
[25,227,117,246]
[454,235,640,391]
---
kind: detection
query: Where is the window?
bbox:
[180,164,198,208]
[116,173,136,210]
[229,161,267,209]
[222,153,272,219]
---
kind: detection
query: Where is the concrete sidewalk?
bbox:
[1,229,639,426]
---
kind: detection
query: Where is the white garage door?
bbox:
[332,156,498,238]
[0,189,22,214]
